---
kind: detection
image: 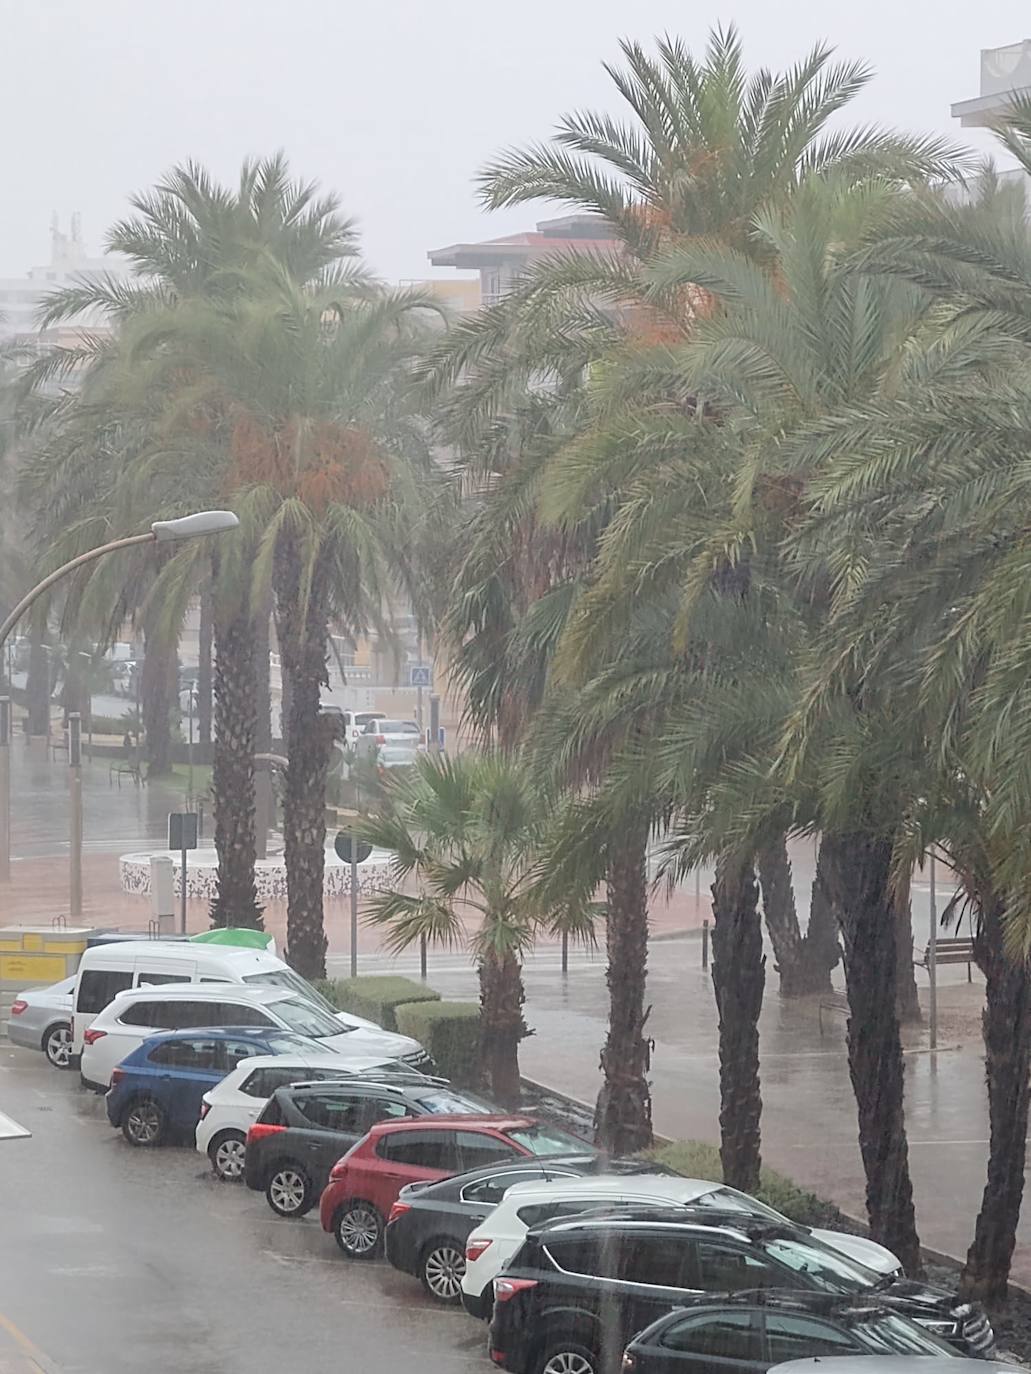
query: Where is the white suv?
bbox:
[460,1174,903,1317]
[354,717,422,758]
[79,984,429,1090]
[196,1052,403,1180]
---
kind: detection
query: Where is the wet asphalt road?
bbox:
[0,1045,486,1374]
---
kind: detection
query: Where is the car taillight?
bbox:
[493,1277,537,1302]
[466,1238,493,1263]
[199,1101,210,1120]
[83,1028,106,1045]
[375,734,386,744]
[388,1201,412,1224]
[110,1068,125,1087]
[246,1123,285,1143]
[9,1000,27,1016]
[329,1160,350,1181]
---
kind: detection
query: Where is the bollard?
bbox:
[420,933,427,982]
[702,918,710,970]
[561,930,569,977]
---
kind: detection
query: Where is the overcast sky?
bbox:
[1,0,1024,282]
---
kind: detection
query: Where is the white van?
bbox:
[71,942,431,1072]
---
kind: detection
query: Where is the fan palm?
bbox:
[357,751,595,1106]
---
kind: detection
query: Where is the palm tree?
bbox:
[122,266,443,976]
[357,751,594,1105]
[24,156,363,929]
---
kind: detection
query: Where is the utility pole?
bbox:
[69,712,82,917]
[0,696,10,883]
[928,850,938,1051]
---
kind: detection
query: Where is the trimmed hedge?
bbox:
[314,975,440,1031]
[395,1001,481,1087]
[649,1140,849,1229]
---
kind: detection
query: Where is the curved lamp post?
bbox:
[0,510,239,889]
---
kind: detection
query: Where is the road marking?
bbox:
[0,1312,59,1372]
[907,1138,990,1146]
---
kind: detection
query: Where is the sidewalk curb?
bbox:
[522,1074,1031,1300]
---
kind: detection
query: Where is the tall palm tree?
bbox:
[357,751,594,1105]
[25,156,363,929]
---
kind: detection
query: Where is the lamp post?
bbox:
[0,511,239,887]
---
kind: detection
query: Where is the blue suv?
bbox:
[106,1027,326,1147]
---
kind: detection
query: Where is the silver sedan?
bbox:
[6,975,76,1068]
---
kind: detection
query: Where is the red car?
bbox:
[319,1114,592,1259]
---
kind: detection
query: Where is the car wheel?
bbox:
[333,1200,383,1259]
[535,1342,598,1374]
[121,1098,167,1147]
[266,1165,313,1218]
[43,1023,73,1069]
[208,1131,247,1182]
[420,1239,465,1303]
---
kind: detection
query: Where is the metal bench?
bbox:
[109,757,144,788]
[817,992,850,1035]
[919,936,975,982]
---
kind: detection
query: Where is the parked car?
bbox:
[386,1155,675,1305]
[104,1027,345,1146]
[373,743,420,779]
[70,938,407,1062]
[354,716,422,758]
[245,1078,496,1219]
[196,1052,419,1180]
[79,984,431,1091]
[461,1174,902,1319]
[621,1293,969,1374]
[487,1210,995,1374]
[320,1115,594,1260]
[6,975,76,1068]
[773,1361,1021,1374]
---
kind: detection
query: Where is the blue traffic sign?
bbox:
[409,665,432,687]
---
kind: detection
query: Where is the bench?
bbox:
[919,936,975,982]
[817,993,850,1035]
[109,757,144,788]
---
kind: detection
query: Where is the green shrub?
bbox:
[395,1001,481,1086]
[314,975,439,1031]
[648,1140,850,1229]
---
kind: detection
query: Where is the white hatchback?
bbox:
[460,1174,903,1317]
[196,1052,404,1180]
[79,984,426,1091]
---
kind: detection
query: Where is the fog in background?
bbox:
[0,0,1023,279]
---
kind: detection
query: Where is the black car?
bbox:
[385,1154,676,1305]
[244,1076,491,1218]
[622,1291,963,1374]
[488,1209,995,1374]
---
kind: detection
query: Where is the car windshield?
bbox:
[414,1089,489,1114]
[853,1312,956,1355]
[761,1236,880,1293]
[506,1123,592,1156]
[693,1184,787,1224]
[260,1031,324,1054]
[268,996,352,1039]
[242,969,338,1016]
[381,720,419,733]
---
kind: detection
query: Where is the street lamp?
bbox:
[0,510,239,892]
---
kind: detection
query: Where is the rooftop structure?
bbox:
[952,40,1031,127]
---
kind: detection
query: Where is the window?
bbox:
[266,997,348,1039]
[461,1169,554,1206]
[148,1038,221,1071]
[135,973,191,987]
[296,1091,367,1132]
[760,1238,878,1295]
[457,1132,521,1170]
[241,1066,318,1098]
[119,1001,163,1027]
[764,1314,860,1363]
[659,1311,762,1361]
[518,1201,605,1229]
[692,1186,784,1225]
[853,1314,955,1356]
[367,1098,411,1123]
[415,1089,483,1115]
[257,1095,286,1126]
[376,1130,460,1170]
[219,1003,277,1027]
[200,977,231,984]
[618,1233,695,1288]
[76,969,132,1014]
[242,970,338,1016]
[506,1123,590,1156]
[221,1038,268,1069]
[696,1241,778,1292]
[544,1235,622,1280]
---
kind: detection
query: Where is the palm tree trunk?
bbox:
[893,870,922,1025]
[959,891,1031,1304]
[756,835,835,997]
[478,949,528,1109]
[595,822,653,1153]
[26,631,50,735]
[197,586,213,751]
[209,600,263,930]
[141,628,176,776]
[803,840,842,988]
[254,599,272,753]
[821,832,922,1276]
[274,537,332,980]
[710,853,764,1194]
